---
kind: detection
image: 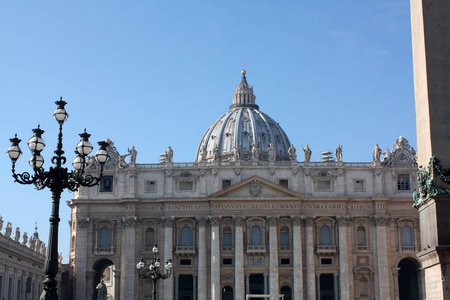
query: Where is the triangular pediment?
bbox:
[209,175,304,199]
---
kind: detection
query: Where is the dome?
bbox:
[195,70,292,163]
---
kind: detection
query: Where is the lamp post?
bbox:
[6,98,109,300]
[136,244,173,300]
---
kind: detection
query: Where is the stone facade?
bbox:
[68,72,422,300]
[0,220,65,299]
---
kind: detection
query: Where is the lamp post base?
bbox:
[39,277,58,300]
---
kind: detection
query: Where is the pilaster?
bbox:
[303,216,316,300]
[291,215,304,300]
[163,217,174,300]
[268,216,279,300]
[337,215,351,299]
[210,215,221,300]
[233,215,245,300]
[373,215,390,300]
[121,216,137,300]
[75,218,90,300]
[196,217,208,300]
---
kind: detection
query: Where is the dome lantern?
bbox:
[196,70,292,163]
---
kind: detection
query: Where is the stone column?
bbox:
[210,216,221,300]
[337,216,351,299]
[374,215,390,300]
[121,217,137,300]
[113,270,121,300]
[75,218,90,300]
[411,1,450,297]
[163,217,174,300]
[196,217,208,300]
[193,274,197,300]
[333,274,338,300]
[86,270,95,299]
[174,274,179,300]
[392,267,400,299]
[291,216,304,300]
[264,273,269,294]
[316,273,320,300]
[268,216,279,300]
[246,274,250,295]
[233,216,245,300]
[304,216,316,300]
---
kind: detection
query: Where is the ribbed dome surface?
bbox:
[195,70,291,163]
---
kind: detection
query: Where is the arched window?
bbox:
[99,227,111,248]
[180,226,193,246]
[223,227,232,248]
[402,226,413,246]
[357,226,367,246]
[145,228,155,248]
[250,225,262,245]
[359,277,370,297]
[319,225,331,245]
[222,285,233,300]
[280,226,289,247]
[280,286,292,300]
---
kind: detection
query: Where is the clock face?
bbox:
[394,149,411,164]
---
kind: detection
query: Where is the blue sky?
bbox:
[0,1,415,262]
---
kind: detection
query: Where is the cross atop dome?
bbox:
[231,69,258,110]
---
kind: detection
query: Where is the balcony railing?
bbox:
[316,245,337,254]
[246,245,267,254]
[356,245,369,251]
[175,246,196,255]
[399,246,415,252]
[280,246,292,251]
[94,247,114,255]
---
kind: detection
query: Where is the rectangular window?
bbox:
[99,175,113,193]
[280,232,289,247]
[317,180,331,191]
[222,179,232,189]
[397,174,410,190]
[222,258,233,265]
[145,181,156,193]
[280,258,291,265]
[179,180,194,191]
[180,259,191,265]
[354,180,365,192]
[279,179,289,188]
[321,258,332,265]
[223,232,232,248]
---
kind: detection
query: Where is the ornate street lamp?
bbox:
[6,98,109,300]
[136,244,173,300]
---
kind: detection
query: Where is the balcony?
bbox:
[316,245,337,254]
[94,247,114,255]
[175,246,196,256]
[399,246,416,252]
[222,246,233,252]
[246,245,267,254]
[356,245,369,251]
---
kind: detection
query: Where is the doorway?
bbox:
[398,258,420,300]
[178,275,194,300]
[319,273,335,300]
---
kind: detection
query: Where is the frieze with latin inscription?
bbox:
[126,203,384,212]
